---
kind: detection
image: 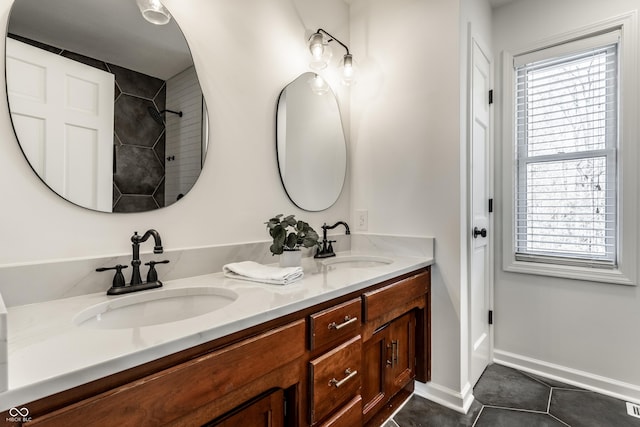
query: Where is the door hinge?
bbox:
[489,310,494,325]
[488,198,493,213]
[488,89,494,105]
[284,399,287,417]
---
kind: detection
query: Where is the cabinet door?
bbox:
[208,388,284,427]
[386,311,416,397]
[361,325,388,424]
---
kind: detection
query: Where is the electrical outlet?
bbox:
[356,210,368,231]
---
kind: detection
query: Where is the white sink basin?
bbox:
[74,287,238,329]
[321,255,394,269]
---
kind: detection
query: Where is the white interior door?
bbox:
[6,38,114,211]
[469,37,493,387]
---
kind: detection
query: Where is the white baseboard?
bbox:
[493,349,640,405]
[414,380,475,414]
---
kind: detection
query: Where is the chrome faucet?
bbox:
[315,221,350,259]
[96,229,169,295]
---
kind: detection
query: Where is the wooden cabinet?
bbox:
[309,298,361,352]
[362,271,428,426]
[207,389,285,427]
[361,324,388,419]
[361,312,416,424]
[309,336,362,424]
[308,298,363,425]
[319,396,362,427]
[24,320,306,427]
[10,267,430,427]
[386,312,416,397]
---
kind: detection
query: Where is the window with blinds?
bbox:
[514,31,619,267]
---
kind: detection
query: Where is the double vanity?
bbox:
[0,247,433,426]
[1,2,431,424]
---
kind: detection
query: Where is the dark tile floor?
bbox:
[389,364,640,427]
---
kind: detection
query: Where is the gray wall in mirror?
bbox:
[276,72,347,211]
[5,0,207,213]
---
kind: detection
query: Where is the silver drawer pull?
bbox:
[328,315,358,330]
[329,368,358,388]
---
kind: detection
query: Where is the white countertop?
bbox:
[0,252,433,411]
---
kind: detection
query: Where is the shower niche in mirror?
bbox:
[5,0,208,213]
[276,73,347,211]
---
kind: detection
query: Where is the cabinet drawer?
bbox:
[309,298,361,351]
[309,335,362,424]
[207,388,285,426]
[363,271,429,322]
[28,320,306,426]
[319,395,362,427]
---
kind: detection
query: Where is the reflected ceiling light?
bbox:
[308,74,330,95]
[308,28,356,85]
[136,0,171,25]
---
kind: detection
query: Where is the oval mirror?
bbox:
[5,0,208,213]
[276,73,347,211]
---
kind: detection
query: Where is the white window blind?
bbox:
[514,31,619,267]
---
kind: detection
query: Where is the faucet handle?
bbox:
[96,264,128,288]
[144,260,170,283]
[144,260,170,266]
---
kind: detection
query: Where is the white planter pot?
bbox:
[279,250,302,267]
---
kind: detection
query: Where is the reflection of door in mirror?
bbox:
[6,38,114,211]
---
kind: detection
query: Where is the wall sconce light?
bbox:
[308,28,356,86]
[136,0,172,25]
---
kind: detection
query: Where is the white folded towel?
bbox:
[222,261,303,285]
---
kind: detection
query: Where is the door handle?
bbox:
[386,340,399,368]
[473,227,487,238]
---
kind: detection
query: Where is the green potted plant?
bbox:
[265,214,320,267]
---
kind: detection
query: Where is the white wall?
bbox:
[349,0,493,410]
[0,0,350,266]
[349,0,467,403]
[493,0,640,399]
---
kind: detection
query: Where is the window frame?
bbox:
[515,38,618,267]
[501,13,638,285]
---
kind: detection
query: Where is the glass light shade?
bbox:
[309,33,324,58]
[340,54,357,86]
[308,33,332,70]
[136,0,171,25]
[308,74,330,95]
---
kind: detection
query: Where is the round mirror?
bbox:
[276,73,347,211]
[5,0,208,213]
